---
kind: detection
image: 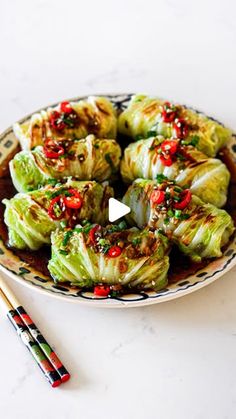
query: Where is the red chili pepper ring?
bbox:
[174,189,192,210]
[43,138,65,159]
[64,189,83,209]
[48,196,66,220]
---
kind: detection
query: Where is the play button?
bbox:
[108,198,131,223]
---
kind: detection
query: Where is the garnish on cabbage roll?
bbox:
[13,96,117,150]
[121,136,230,208]
[48,222,170,291]
[123,178,234,262]
[10,135,121,193]
[118,94,232,157]
[3,180,113,250]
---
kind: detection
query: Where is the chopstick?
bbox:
[0,277,70,387]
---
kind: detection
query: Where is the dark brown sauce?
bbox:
[0,147,235,287]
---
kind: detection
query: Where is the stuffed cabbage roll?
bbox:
[123,178,234,262]
[3,180,113,250]
[118,94,232,157]
[48,223,170,291]
[121,136,230,208]
[10,135,121,193]
[13,96,117,150]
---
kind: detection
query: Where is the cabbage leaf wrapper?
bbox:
[48,225,170,291]
[121,136,230,208]
[14,96,117,150]
[123,179,234,262]
[10,135,121,193]
[3,180,113,250]
[118,94,232,157]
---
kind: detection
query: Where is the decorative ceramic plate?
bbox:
[0,94,235,308]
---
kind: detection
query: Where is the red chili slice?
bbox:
[174,189,192,210]
[43,138,65,159]
[94,285,110,297]
[64,189,83,209]
[160,154,173,166]
[161,139,178,155]
[150,189,165,205]
[48,196,66,220]
[89,225,100,244]
[173,118,189,139]
[161,102,177,123]
[60,101,73,114]
[49,111,66,131]
[108,246,122,258]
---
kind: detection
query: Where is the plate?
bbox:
[0,93,235,308]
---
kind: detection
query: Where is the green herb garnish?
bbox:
[174,186,182,193]
[59,249,68,256]
[60,220,67,228]
[83,224,93,233]
[167,209,174,217]
[132,237,141,246]
[47,178,58,186]
[174,209,182,219]
[135,134,143,141]
[176,153,186,161]
[147,130,157,138]
[181,213,190,220]
[189,135,199,147]
[74,227,83,233]
[62,230,73,247]
[156,174,168,183]
[81,219,90,226]
[105,153,116,174]
[118,220,127,230]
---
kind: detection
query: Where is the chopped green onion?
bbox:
[147,130,157,138]
[174,186,182,193]
[174,209,182,219]
[105,153,116,174]
[62,230,73,247]
[47,178,58,186]
[60,220,67,228]
[118,220,127,230]
[181,213,190,220]
[83,224,93,233]
[167,209,174,217]
[156,174,168,183]
[81,219,89,226]
[59,249,68,256]
[74,227,83,233]
[173,196,181,202]
[135,134,143,141]
[176,153,186,161]
[189,135,199,146]
[132,237,141,246]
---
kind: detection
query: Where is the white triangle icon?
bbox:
[108,198,131,223]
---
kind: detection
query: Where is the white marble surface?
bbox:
[0,0,236,418]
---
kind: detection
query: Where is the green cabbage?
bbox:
[123,179,234,262]
[48,225,170,291]
[121,137,230,207]
[118,94,232,157]
[3,180,113,250]
[10,135,121,193]
[13,96,117,150]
